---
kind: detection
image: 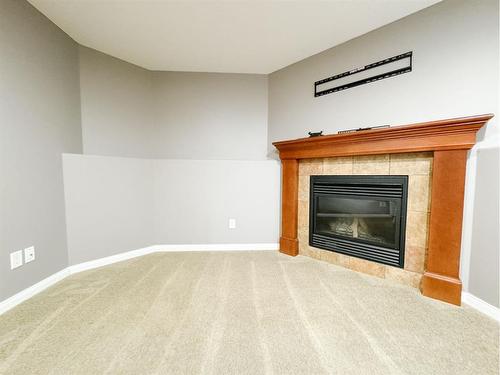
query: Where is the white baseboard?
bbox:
[155,243,279,252]
[68,245,158,274]
[0,243,278,315]
[462,292,500,322]
[66,243,278,274]
[0,268,71,315]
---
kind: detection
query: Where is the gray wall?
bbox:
[62,154,280,265]
[468,146,500,307]
[79,47,268,160]
[0,1,82,301]
[79,46,156,158]
[62,154,155,265]
[268,0,500,307]
[152,72,268,160]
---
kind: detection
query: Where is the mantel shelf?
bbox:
[273,114,493,160]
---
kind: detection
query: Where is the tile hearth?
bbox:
[298,152,433,288]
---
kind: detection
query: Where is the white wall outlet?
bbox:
[24,246,35,263]
[228,218,236,229]
[10,250,23,270]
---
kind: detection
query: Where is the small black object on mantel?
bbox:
[308,131,323,137]
[337,125,390,134]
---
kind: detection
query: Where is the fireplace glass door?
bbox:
[315,195,401,249]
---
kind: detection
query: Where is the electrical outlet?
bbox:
[10,250,23,270]
[24,246,35,263]
[228,218,236,229]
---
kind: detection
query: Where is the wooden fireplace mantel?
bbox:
[273,114,494,305]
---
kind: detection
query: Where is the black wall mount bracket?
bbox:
[314,51,412,97]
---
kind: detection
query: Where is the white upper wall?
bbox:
[79,46,268,160]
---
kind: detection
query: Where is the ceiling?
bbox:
[29,0,441,74]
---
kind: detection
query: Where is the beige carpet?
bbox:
[0,251,498,375]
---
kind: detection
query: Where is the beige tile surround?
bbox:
[298,153,433,289]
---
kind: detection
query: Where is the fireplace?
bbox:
[273,115,493,305]
[309,175,408,268]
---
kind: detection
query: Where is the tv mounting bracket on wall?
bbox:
[314,51,412,97]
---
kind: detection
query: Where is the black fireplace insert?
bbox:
[309,175,408,267]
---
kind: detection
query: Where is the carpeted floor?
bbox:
[0,251,498,375]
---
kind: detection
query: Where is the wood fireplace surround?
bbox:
[273,114,493,306]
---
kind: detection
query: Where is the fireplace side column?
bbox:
[421,150,468,305]
[279,159,299,256]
